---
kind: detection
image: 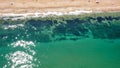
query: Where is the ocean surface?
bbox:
[0,14,120,68]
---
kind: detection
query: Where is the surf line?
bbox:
[0,10,96,20]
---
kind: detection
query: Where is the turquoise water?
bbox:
[0,14,120,68]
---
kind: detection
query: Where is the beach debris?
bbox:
[96,0,100,4]
[88,0,90,2]
[10,2,14,5]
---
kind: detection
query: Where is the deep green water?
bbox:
[0,13,120,68]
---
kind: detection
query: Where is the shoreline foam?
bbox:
[0,10,97,20]
[0,10,120,20]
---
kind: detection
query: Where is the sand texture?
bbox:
[0,0,120,14]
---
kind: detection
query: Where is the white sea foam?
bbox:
[1,10,93,20]
[5,51,34,68]
[3,24,24,30]
[10,40,35,48]
[4,40,38,68]
[10,40,36,55]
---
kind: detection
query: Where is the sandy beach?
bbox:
[0,0,120,13]
[0,0,120,19]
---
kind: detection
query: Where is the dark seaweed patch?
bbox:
[0,13,120,42]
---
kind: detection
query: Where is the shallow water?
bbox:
[0,15,120,68]
[1,38,120,68]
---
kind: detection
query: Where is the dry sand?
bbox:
[0,0,120,15]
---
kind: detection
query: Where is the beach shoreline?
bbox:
[0,10,93,20]
[0,0,120,20]
[0,10,120,20]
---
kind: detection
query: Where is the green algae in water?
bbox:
[0,12,120,68]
